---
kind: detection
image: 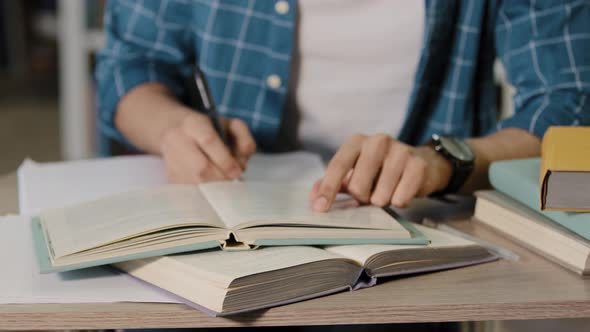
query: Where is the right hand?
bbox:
[159,112,256,184]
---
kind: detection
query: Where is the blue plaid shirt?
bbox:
[96,0,590,151]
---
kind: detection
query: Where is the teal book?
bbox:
[33,182,428,273]
[489,158,590,241]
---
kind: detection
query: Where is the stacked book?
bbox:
[19,153,496,316]
[474,127,590,275]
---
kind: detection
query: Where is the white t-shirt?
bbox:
[282,0,424,160]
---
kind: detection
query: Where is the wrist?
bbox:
[416,146,453,193]
[116,82,198,155]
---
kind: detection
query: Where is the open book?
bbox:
[116,224,497,316]
[33,182,426,273]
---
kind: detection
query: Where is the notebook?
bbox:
[115,224,496,316]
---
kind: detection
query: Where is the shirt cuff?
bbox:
[492,90,590,138]
[96,60,188,149]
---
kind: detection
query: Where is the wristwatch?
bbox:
[430,134,475,195]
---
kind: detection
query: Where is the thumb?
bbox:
[227,118,257,164]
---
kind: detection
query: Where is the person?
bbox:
[96,0,590,213]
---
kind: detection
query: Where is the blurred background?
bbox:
[0,0,518,176]
[0,0,105,174]
[0,0,520,173]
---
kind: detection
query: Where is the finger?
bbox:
[163,131,226,183]
[331,198,360,209]
[190,145,228,182]
[161,130,203,184]
[339,169,354,194]
[310,170,352,205]
[313,134,365,212]
[309,179,322,201]
[370,144,410,207]
[183,116,242,179]
[227,119,256,166]
[346,134,390,204]
[391,156,428,208]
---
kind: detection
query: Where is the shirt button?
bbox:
[275,1,289,15]
[266,74,282,89]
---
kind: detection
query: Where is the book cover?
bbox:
[114,224,497,316]
[541,126,590,211]
[489,158,590,242]
[31,215,429,274]
[474,190,590,275]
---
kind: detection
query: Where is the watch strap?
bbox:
[441,162,472,194]
[430,136,474,196]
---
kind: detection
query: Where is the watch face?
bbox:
[438,136,474,162]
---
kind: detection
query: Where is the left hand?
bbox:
[309,134,453,211]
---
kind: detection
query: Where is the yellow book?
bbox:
[541,126,590,211]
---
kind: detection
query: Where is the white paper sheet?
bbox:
[18,155,167,215]
[18,152,325,215]
[0,215,175,304]
[242,151,324,184]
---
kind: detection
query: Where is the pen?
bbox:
[189,65,229,146]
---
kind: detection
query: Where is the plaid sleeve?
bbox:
[495,0,590,138]
[95,0,193,145]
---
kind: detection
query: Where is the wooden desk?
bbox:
[1,171,590,330]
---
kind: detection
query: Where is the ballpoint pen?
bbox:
[188,64,229,146]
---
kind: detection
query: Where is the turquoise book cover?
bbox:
[489,158,590,241]
[32,217,429,274]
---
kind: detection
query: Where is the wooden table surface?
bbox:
[1,171,590,330]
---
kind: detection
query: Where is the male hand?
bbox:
[309,134,453,212]
[160,112,256,184]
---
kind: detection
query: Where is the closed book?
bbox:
[474,190,590,275]
[489,158,590,242]
[541,126,590,211]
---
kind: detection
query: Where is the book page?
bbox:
[199,182,408,234]
[42,185,224,258]
[325,224,475,265]
[168,246,346,287]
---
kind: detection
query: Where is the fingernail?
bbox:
[239,156,248,166]
[391,197,405,208]
[313,196,328,212]
[229,167,242,179]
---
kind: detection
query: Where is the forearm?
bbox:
[463,128,541,192]
[115,82,194,154]
[415,128,541,195]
